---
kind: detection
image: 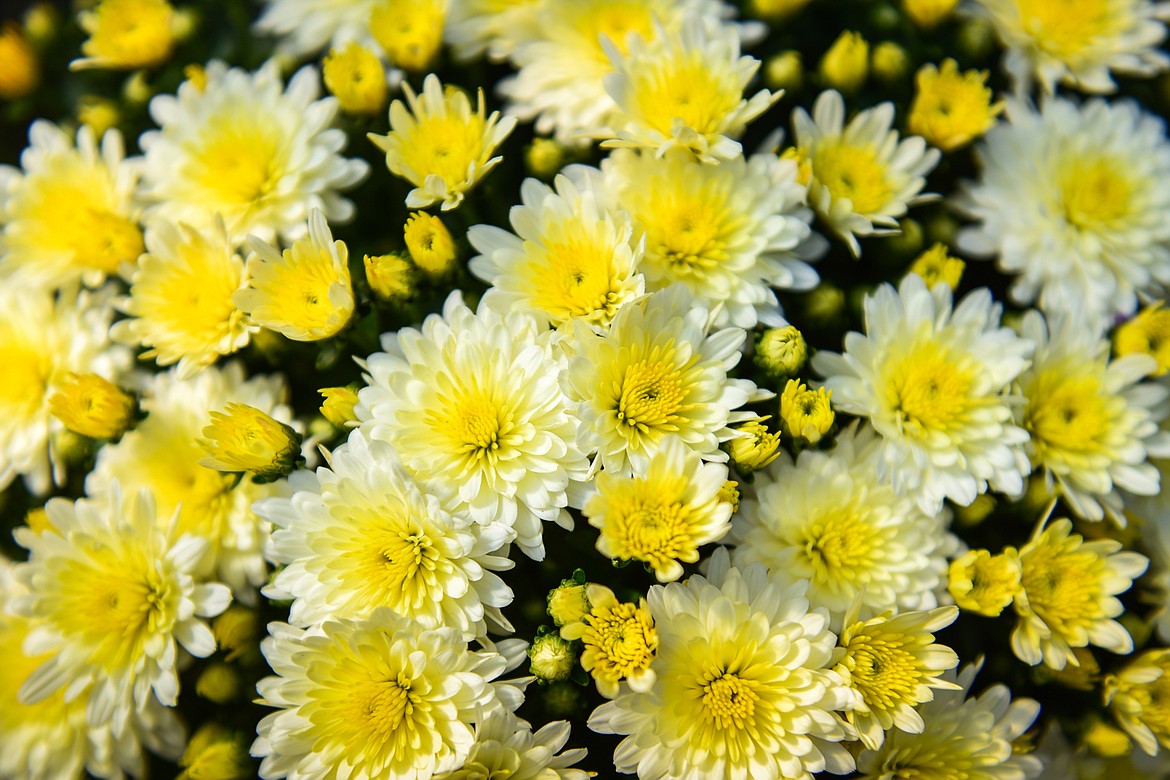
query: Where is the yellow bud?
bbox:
[23,3,60,46]
[909,243,965,290]
[908,60,1003,153]
[0,22,38,100]
[754,325,808,379]
[948,548,1021,617]
[319,385,360,428]
[195,662,242,704]
[765,50,803,92]
[749,0,813,20]
[48,373,136,440]
[73,0,177,71]
[370,0,445,72]
[902,0,959,28]
[212,605,257,662]
[717,479,740,514]
[77,95,121,138]
[547,581,591,627]
[1082,716,1132,758]
[323,42,388,115]
[364,252,417,302]
[819,31,869,93]
[122,70,154,104]
[404,211,457,276]
[200,403,301,481]
[728,417,782,474]
[525,138,569,179]
[183,63,208,92]
[178,723,253,780]
[779,379,834,445]
[25,507,54,535]
[528,632,577,683]
[1115,302,1170,376]
[871,41,909,83]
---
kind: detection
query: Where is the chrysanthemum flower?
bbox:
[835,604,961,750]
[908,60,1003,153]
[253,609,514,780]
[727,417,782,473]
[258,428,514,640]
[405,211,458,276]
[369,0,447,71]
[590,549,854,779]
[584,436,732,582]
[235,209,355,341]
[561,585,657,698]
[601,18,778,162]
[589,147,822,329]
[357,292,588,560]
[112,218,254,378]
[87,363,295,595]
[369,74,516,210]
[254,0,378,58]
[11,486,231,729]
[1116,302,1170,376]
[440,709,589,780]
[322,41,389,115]
[0,121,142,288]
[948,548,1023,617]
[1011,517,1147,670]
[48,372,136,440]
[139,60,368,243]
[1105,648,1170,755]
[792,90,940,256]
[468,173,644,330]
[731,423,956,623]
[778,378,834,445]
[0,283,128,496]
[564,285,768,475]
[956,97,1170,323]
[854,662,1043,779]
[1016,311,1170,522]
[812,274,1034,514]
[973,0,1170,93]
[445,0,542,62]
[909,242,965,289]
[498,0,730,142]
[71,0,178,71]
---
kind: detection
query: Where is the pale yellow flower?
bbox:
[561,585,657,699]
[908,60,1003,152]
[200,402,301,481]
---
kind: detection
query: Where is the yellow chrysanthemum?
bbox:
[1104,648,1170,755]
[235,210,355,341]
[71,0,177,71]
[948,548,1023,617]
[779,378,834,445]
[1011,517,1147,670]
[1116,302,1170,376]
[370,0,446,71]
[909,60,1003,152]
[404,211,457,276]
[0,22,38,99]
[755,325,809,378]
[318,385,360,428]
[322,41,388,115]
[728,417,782,474]
[200,402,301,481]
[547,579,592,627]
[836,605,961,750]
[113,219,254,378]
[364,252,417,302]
[909,242,966,289]
[48,372,135,440]
[370,73,516,210]
[585,435,732,582]
[0,121,142,288]
[819,30,869,92]
[561,585,657,698]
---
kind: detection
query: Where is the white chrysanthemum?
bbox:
[590,548,855,779]
[956,97,1170,324]
[588,147,822,328]
[1017,310,1170,522]
[11,486,231,733]
[445,0,541,61]
[792,90,940,257]
[255,0,378,58]
[731,424,957,624]
[812,274,1034,515]
[468,173,644,330]
[0,121,142,288]
[139,60,368,244]
[601,17,777,161]
[855,662,1043,780]
[0,282,129,496]
[253,609,514,780]
[258,428,515,639]
[973,0,1170,94]
[112,218,254,378]
[564,285,768,476]
[498,0,731,142]
[357,292,588,560]
[435,709,590,780]
[87,362,295,596]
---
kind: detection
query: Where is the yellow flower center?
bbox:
[1059,159,1133,230]
[267,249,348,334]
[1024,367,1109,459]
[883,338,978,438]
[614,496,693,562]
[800,508,879,584]
[437,391,514,465]
[617,352,693,433]
[1115,305,1170,376]
[631,51,741,137]
[401,113,489,191]
[842,631,922,713]
[583,601,657,681]
[0,340,52,417]
[1015,0,1120,60]
[645,191,742,275]
[809,140,893,215]
[529,233,627,324]
[702,672,760,730]
[187,120,284,207]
